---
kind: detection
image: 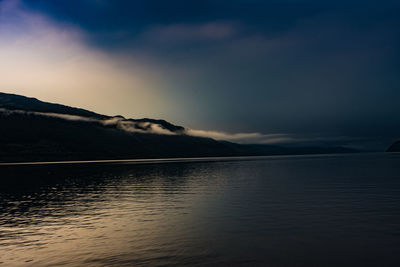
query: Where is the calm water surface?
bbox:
[1,153,400,266]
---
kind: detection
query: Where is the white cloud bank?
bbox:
[186,129,295,144]
[0,108,294,144]
[0,108,176,135]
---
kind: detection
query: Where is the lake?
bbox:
[1,153,400,266]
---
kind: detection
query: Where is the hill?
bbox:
[0,92,357,162]
[387,141,400,152]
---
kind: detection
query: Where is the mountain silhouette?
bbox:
[0,92,357,162]
[387,141,400,152]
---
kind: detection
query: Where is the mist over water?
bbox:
[1,154,400,266]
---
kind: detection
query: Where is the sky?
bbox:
[0,0,399,150]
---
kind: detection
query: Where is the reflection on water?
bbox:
[1,154,400,266]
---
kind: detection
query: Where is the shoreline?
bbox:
[0,152,392,166]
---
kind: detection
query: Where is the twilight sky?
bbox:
[0,0,399,149]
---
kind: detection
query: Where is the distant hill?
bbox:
[0,92,185,133]
[387,141,400,152]
[0,92,107,119]
[0,92,357,162]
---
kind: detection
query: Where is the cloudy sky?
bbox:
[0,0,399,149]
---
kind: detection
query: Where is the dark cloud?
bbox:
[17,0,400,150]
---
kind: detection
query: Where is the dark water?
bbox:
[1,153,400,266]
